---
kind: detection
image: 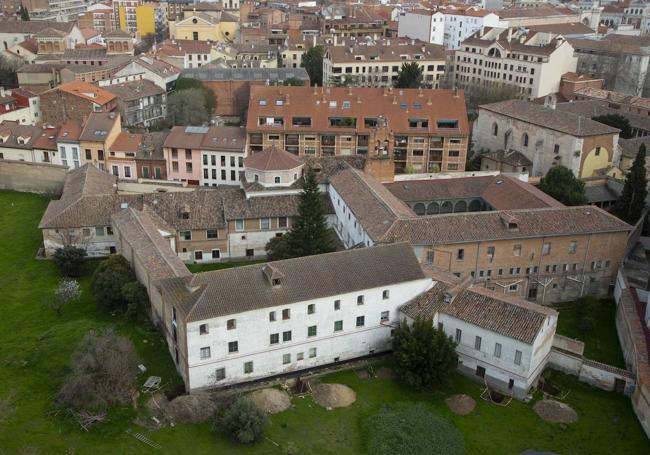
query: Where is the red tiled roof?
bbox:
[244,147,303,171]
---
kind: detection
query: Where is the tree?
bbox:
[0,56,19,89]
[56,329,139,412]
[301,46,324,86]
[283,77,305,86]
[392,318,458,390]
[134,33,155,55]
[175,77,216,114]
[265,168,334,259]
[217,397,266,444]
[167,88,210,126]
[592,114,633,139]
[91,255,135,312]
[53,245,87,277]
[614,143,648,223]
[394,62,423,89]
[20,6,29,21]
[538,166,587,206]
[121,281,149,321]
[44,279,81,316]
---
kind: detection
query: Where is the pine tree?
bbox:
[20,6,30,21]
[616,143,648,223]
[265,168,334,259]
[394,62,424,89]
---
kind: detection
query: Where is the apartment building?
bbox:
[320,5,388,40]
[455,27,577,99]
[78,3,115,33]
[78,112,122,170]
[104,79,167,127]
[323,39,446,88]
[21,0,87,22]
[107,131,141,180]
[245,86,469,174]
[56,120,82,169]
[40,80,118,125]
[114,0,143,34]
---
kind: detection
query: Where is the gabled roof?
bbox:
[79,112,119,142]
[244,147,303,171]
[51,80,116,106]
[159,243,426,322]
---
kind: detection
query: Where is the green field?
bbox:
[187,259,265,273]
[0,190,648,454]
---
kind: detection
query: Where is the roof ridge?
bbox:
[349,167,409,219]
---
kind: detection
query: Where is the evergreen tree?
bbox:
[394,62,423,89]
[592,114,633,139]
[538,165,587,206]
[265,168,334,259]
[615,143,648,223]
[301,46,324,86]
[20,6,29,21]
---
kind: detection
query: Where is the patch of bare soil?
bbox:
[248,388,291,414]
[533,399,578,424]
[446,394,476,416]
[166,393,217,424]
[312,383,356,409]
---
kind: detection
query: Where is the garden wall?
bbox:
[0,160,66,195]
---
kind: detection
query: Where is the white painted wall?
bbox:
[328,184,374,248]
[200,150,244,186]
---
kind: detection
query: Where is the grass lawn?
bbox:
[187,259,265,273]
[553,299,626,368]
[0,190,648,454]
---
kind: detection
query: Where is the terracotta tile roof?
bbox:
[33,126,60,150]
[479,100,620,137]
[164,125,206,149]
[498,6,577,19]
[382,206,632,245]
[481,149,532,168]
[104,79,164,101]
[159,243,426,322]
[0,19,76,35]
[0,122,43,150]
[16,38,38,54]
[163,126,246,151]
[79,112,120,142]
[53,80,117,106]
[221,188,301,220]
[330,166,414,241]
[111,132,142,152]
[247,86,469,136]
[63,48,107,60]
[569,36,650,56]
[143,190,227,230]
[556,99,650,133]
[526,22,595,35]
[80,28,101,39]
[158,39,212,56]
[35,27,68,38]
[573,86,650,111]
[244,147,303,171]
[57,120,83,142]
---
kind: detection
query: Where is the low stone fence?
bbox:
[0,160,66,195]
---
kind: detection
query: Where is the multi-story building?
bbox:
[164,0,194,22]
[107,131,141,180]
[78,3,115,34]
[40,81,117,125]
[245,86,470,174]
[323,38,446,88]
[104,79,167,127]
[199,127,246,187]
[163,126,207,185]
[114,0,143,34]
[78,112,122,170]
[455,27,577,100]
[56,120,82,169]
[168,8,238,43]
[21,0,87,22]
[320,5,388,40]
[135,2,168,40]
[0,87,41,125]
[600,1,650,35]
[475,99,620,178]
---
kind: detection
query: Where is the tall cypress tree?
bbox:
[20,6,30,21]
[616,143,648,223]
[265,167,334,260]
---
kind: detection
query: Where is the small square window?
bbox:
[283,353,291,364]
[514,350,522,366]
[297,352,304,360]
[270,333,279,344]
[199,324,209,335]
[356,316,365,327]
[200,347,211,359]
[380,311,389,322]
[228,341,238,353]
[334,320,343,331]
[309,347,317,358]
[382,290,389,300]
[214,368,225,381]
[357,295,364,305]
[269,311,276,322]
[227,319,236,330]
[308,325,317,337]
[282,309,290,320]
[334,299,341,310]
[283,330,292,342]
[244,361,253,374]
[307,304,315,314]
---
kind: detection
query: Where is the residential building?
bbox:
[0,87,40,125]
[199,126,246,187]
[114,0,143,34]
[571,86,650,117]
[475,99,620,178]
[78,112,122,170]
[20,0,87,22]
[320,5,388,40]
[136,2,168,40]
[163,126,207,184]
[245,85,470,174]
[323,38,446,88]
[0,121,44,161]
[455,27,578,100]
[56,120,83,169]
[135,131,168,180]
[78,3,115,34]
[108,56,181,92]
[496,6,582,28]
[155,39,214,69]
[556,98,650,139]
[600,1,650,35]
[104,79,167,127]
[108,131,141,180]
[165,0,194,22]
[39,80,117,125]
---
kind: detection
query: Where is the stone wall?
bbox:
[0,160,67,195]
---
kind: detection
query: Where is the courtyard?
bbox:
[0,190,648,454]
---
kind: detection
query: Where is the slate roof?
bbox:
[78,112,119,142]
[221,189,301,220]
[329,166,415,241]
[142,190,227,230]
[244,147,303,171]
[180,67,309,81]
[382,206,632,245]
[159,243,426,322]
[479,100,620,137]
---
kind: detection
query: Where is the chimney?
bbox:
[507,28,512,43]
[453,87,459,98]
[313,84,318,95]
[347,86,352,95]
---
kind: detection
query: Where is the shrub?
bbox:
[91,255,135,312]
[44,279,81,316]
[53,246,87,277]
[392,317,458,390]
[364,402,464,455]
[121,281,149,321]
[56,329,139,412]
[217,397,266,444]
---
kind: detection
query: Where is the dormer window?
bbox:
[263,264,284,287]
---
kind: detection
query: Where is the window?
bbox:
[95,227,104,236]
[297,352,304,361]
[244,361,253,374]
[522,133,529,147]
[228,341,238,353]
[509,284,518,291]
[569,240,577,254]
[475,336,482,351]
[282,309,290,320]
[513,244,522,256]
[282,330,292,342]
[283,353,291,364]
[334,299,341,310]
[382,290,390,300]
[260,218,271,230]
[199,324,209,335]
[380,311,389,322]
[553,144,560,154]
[278,216,288,228]
[214,368,225,381]
[269,311,276,322]
[235,219,244,231]
[455,328,462,343]
[514,350,522,366]
[206,229,218,239]
[494,342,502,358]
[334,320,343,332]
[492,123,498,136]
[487,246,495,260]
[200,347,211,359]
[270,333,279,344]
[227,319,236,330]
[457,249,464,260]
[180,231,191,241]
[357,295,364,305]
[194,251,203,261]
[542,242,551,255]
[274,176,281,184]
[307,304,315,314]
[309,347,317,358]
[308,325,317,337]
[356,316,365,327]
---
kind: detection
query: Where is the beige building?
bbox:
[169,9,238,43]
[78,112,122,171]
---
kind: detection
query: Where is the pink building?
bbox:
[162,125,205,184]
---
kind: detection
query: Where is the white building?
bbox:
[200,126,246,187]
[400,273,558,399]
[159,243,434,389]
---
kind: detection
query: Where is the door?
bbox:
[614,378,626,394]
[528,286,538,299]
[476,366,486,378]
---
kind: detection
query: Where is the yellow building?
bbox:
[169,11,238,42]
[136,5,156,37]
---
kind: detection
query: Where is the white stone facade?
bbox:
[200,150,244,187]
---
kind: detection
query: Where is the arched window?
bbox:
[413,203,426,216]
[427,202,440,215]
[522,133,529,147]
[468,199,482,212]
[454,201,467,213]
[440,201,453,214]
[492,123,498,136]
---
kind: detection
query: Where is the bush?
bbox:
[44,278,81,316]
[392,317,458,390]
[121,281,149,321]
[56,329,139,412]
[364,402,464,455]
[91,255,135,312]
[53,246,87,277]
[217,397,266,444]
